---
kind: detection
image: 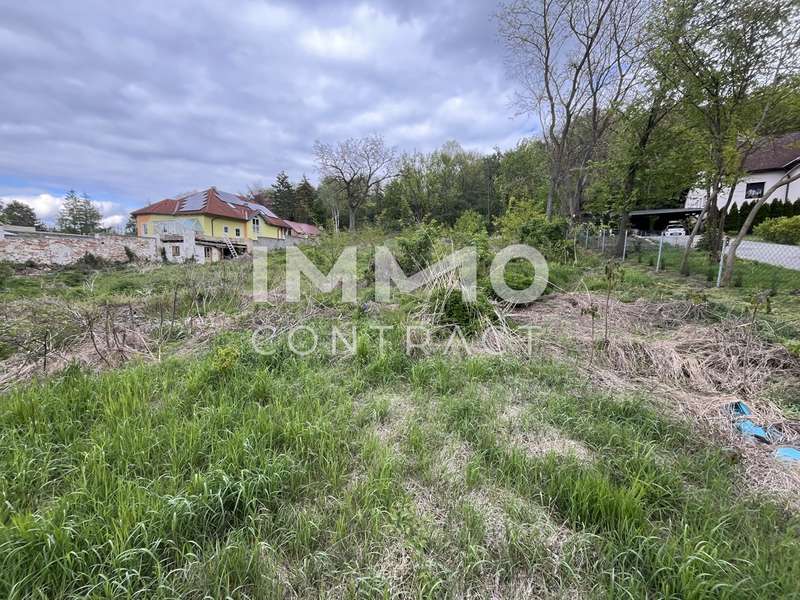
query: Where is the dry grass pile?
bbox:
[514,292,800,397]
[512,292,800,506]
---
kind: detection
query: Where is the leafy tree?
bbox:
[378,180,413,230]
[496,139,549,210]
[653,0,800,269]
[0,200,38,227]
[57,191,102,234]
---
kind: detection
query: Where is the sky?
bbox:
[0,0,533,228]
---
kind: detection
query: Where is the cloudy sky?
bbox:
[0,0,532,227]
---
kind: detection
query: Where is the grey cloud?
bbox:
[0,0,531,213]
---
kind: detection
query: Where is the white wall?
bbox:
[685,165,800,209]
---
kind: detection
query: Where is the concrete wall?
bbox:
[252,235,315,249]
[0,232,158,266]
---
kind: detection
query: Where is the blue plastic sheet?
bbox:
[775,447,800,462]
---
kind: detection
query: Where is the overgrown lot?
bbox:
[1,228,800,598]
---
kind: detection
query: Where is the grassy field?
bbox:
[1,234,799,598]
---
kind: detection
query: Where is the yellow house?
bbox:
[131,187,290,245]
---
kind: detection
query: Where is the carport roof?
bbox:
[628,207,702,217]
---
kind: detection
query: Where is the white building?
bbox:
[685,132,800,209]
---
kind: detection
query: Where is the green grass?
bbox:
[2,231,800,597]
[1,319,799,598]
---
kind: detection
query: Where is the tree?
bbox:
[652,0,800,271]
[379,180,413,230]
[124,216,137,236]
[0,200,38,227]
[313,135,397,231]
[316,177,346,233]
[270,171,295,220]
[722,168,800,284]
[293,176,315,223]
[496,139,550,210]
[57,191,102,234]
[498,0,650,219]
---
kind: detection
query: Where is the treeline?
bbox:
[246,139,550,232]
[1,191,105,235]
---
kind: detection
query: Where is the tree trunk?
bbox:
[348,205,356,232]
[331,205,340,233]
[614,212,630,256]
[545,183,555,220]
[721,170,800,285]
[679,190,713,275]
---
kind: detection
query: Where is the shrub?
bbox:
[753,215,800,245]
[494,200,568,258]
[0,262,13,287]
[429,285,494,336]
[74,252,109,270]
[450,210,490,272]
[395,221,441,274]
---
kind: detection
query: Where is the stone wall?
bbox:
[0,232,158,266]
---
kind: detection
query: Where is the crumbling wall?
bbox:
[0,233,158,266]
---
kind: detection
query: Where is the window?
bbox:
[142,223,148,235]
[235,227,241,237]
[252,218,260,235]
[223,226,229,234]
[745,182,765,199]
[171,245,180,257]
[204,247,213,259]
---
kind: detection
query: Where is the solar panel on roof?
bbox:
[250,203,277,218]
[216,191,246,204]
[180,191,207,212]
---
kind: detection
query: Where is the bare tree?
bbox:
[498,0,650,219]
[313,135,398,231]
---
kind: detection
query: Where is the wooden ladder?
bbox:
[223,237,238,258]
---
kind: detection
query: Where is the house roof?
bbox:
[284,220,321,236]
[263,216,291,229]
[131,187,281,221]
[743,132,800,172]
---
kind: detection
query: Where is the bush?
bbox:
[450,210,490,272]
[753,215,800,245]
[429,285,494,336]
[494,200,568,258]
[0,262,13,287]
[395,221,441,274]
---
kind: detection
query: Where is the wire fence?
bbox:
[570,225,800,291]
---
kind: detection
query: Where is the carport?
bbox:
[628,207,703,234]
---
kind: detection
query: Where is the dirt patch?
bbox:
[500,404,592,462]
[373,392,415,450]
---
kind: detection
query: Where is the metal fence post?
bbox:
[716,238,728,288]
[585,228,590,248]
[621,229,629,261]
[656,232,664,272]
[601,229,606,253]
